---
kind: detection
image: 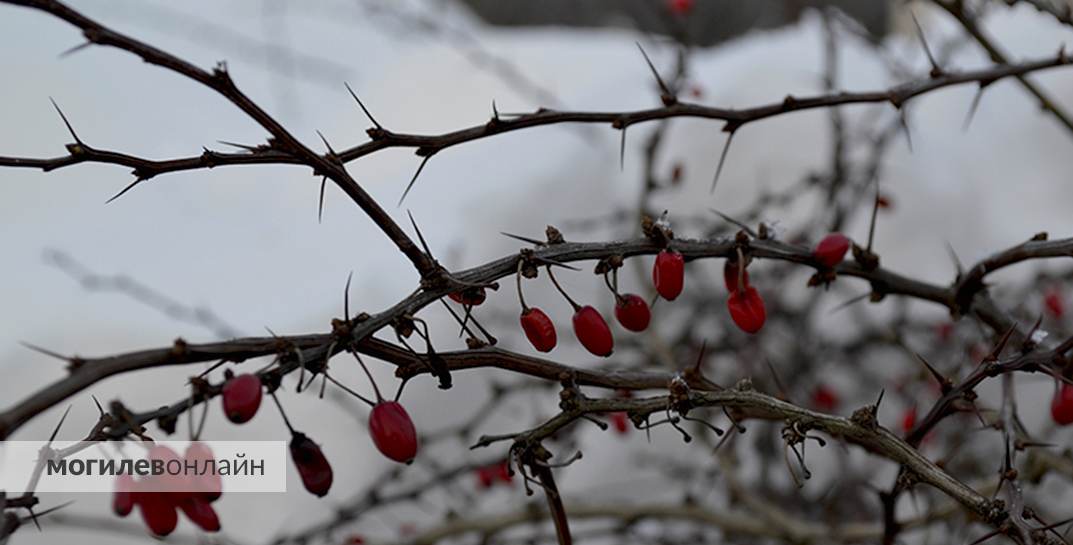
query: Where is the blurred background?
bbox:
[2,0,1073,543]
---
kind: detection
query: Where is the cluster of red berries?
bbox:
[112,443,222,536]
[515,233,854,353]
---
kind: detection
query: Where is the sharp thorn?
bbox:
[344,81,384,130]
[105,178,145,204]
[398,155,432,207]
[710,130,736,193]
[48,97,82,144]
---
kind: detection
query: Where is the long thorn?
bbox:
[710,130,736,193]
[398,155,432,206]
[317,176,328,223]
[48,97,82,143]
[105,177,145,204]
[963,86,986,131]
[344,82,384,130]
[635,42,673,98]
[47,405,72,444]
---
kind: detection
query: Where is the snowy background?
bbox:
[2,0,1073,543]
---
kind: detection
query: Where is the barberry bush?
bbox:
[3,1,1073,544]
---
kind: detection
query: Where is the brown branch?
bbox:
[1,0,437,276]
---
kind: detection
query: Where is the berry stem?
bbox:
[545,266,581,311]
[351,352,384,402]
[736,247,746,293]
[602,271,623,304]
[269,390,296,435]
[515,259,530,312]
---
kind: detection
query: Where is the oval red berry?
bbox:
[727,286,766,334]
[113,473,136,517]
[289,432,334,497]
[1052,382,1073,425]
[813,233,850,268]
[369,401,419,463]
[614,294,650,332]
[222,373,262,424]
[520,307,557,352]
[179,496,221,532]
[138,492,178,536]
[572,305,614,357]
[653,250,685,300]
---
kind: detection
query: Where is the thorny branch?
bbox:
[3,1,1073,544]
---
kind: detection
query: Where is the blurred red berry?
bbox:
[185,442,222,501]
[113,473,136,517]
[813,233,850,268]
[448,287,486,306]
[178,496,220,532]
[811,385,839,412]
[667,0,694,15]
[901,406,917,435]
[222,373,262,424]
[1045,289,1064,318]
[1052,382,1073,425]
[610,412,630,435]
[137,492,178,536]
[727,287,766,334]
[290,432,334,497]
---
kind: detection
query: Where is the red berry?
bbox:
[901,406,917,435]
[476,461,512,489]
[494,460,512,483]
[178,496,220,532]
[448,287,486,306]
[813,233,851,268]
[185,442,222,501]
[723,258,750,292]
[877,194,893,209]
[1045,289,1064,318]
[811,385,839,412]
[137,492,178,536]
[610,412,630,435]
[520,307,557,352]
[572,305,614,357]
[727,287,766,334]
[1052,382,1073,425]
[614,294,651,332]
[671,163,684,183]
[476,467,495,489]
[289,432,334,497]
[667,0,694,15]
[935,322,954,342]
[113,473,136,517]
[369,401,419,463]
[222,373,262,424]
[653,250,685,300]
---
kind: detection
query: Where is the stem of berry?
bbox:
[603,271,624,304]
[351,352,384,403]
[516,260,530,312]
[546,266,581,311]
[736,247,746,293]
[269,390,296,435]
